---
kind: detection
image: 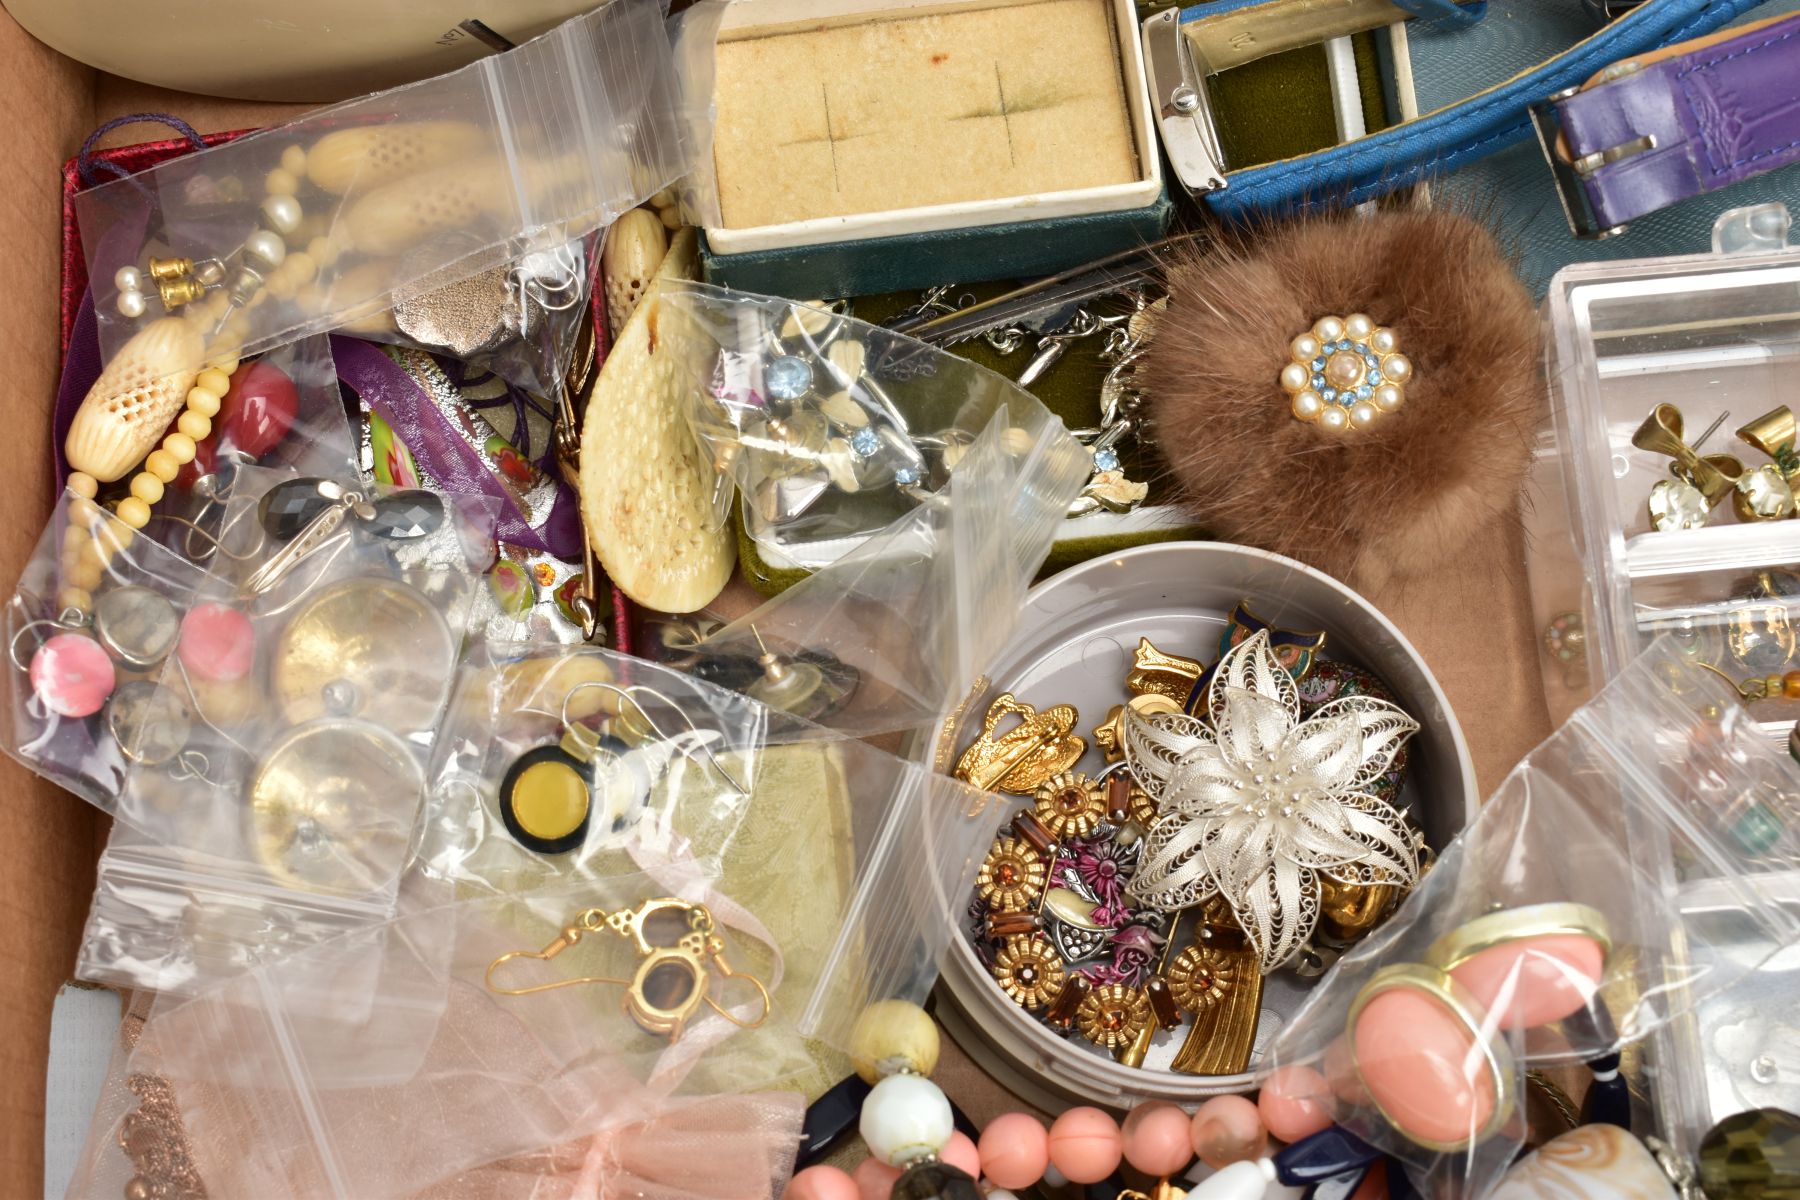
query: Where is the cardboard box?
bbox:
[0,6,1565,1193]
[0,11,308,1190]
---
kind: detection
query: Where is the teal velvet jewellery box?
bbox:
[691,0,1769,300]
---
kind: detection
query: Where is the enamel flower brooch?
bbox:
[1123,630,1420,973]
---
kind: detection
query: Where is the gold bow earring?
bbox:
[1631,404,1744,530]
[1735,406,1800,519]
[486,897,771,1042]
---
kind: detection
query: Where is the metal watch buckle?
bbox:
[1529,69,1654,241]
[1143,8,1227,197]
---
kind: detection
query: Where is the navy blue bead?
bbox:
[1275,1125,1384,1185]
[1386,1157,1424,1200]
[1581,1073,1632,1130]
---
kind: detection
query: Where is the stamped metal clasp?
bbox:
[1143,8,1229,197]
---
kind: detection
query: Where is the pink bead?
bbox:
[1447,934,1606,1029]
[1351,985,1497,1148]
[29,633,115,718]
[1121,1102,1193,1177]
[851,1158,900,1200]
[978,1112,1050,1190]
[942,1131,980,1178]
[785,1166,858,1200]
[178,604,255,683]
[1047,1107,1123,1185]
[1190,1095,1267,1169]
[1259,1066,1335,1143]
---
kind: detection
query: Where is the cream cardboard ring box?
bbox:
[696,0,1168,295]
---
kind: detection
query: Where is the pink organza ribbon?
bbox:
[414,1092,805,1200]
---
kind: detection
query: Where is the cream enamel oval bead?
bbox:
[849,999,939,1083]
[781,301,835,339]
[1187,1158,1276,1200]
[827,339,868,384]
[601,208,669,337]
[66,317,205,481]
[859,1074,953,1168]
[1490,1124,1676,1200]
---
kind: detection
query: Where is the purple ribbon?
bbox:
[331,336,582,558]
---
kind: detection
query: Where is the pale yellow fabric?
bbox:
[711,0,1140,228]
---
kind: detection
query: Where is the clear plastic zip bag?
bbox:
[71,468,489,996]
[53,333,357,545]
[76,0,684,388]
[70,874,810,1200]
[657,283,1091,575]
[336,237,596,400]
[419,639,1012,1059]
[4,490,225,814]
[1249,637,1800,1196]
[645,288,1089,738]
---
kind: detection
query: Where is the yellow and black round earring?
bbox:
[498,735,599,855]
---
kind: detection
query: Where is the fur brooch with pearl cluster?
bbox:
[1137,207,1541,589]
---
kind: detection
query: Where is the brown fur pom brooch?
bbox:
[1138,208,1541,588]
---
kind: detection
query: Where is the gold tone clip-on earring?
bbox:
[1726,405,1800,519]
[485,896,771,1042]
[1633,405,1740,529]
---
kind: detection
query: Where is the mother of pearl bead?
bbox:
[1344,312,1375,338]
[1382,353,1413,383]
[859,1073,953,1168]
[1186,1158,1277,1200]
[1318,406,1349,432]
[1349,402,1378,429]
[1313,316,1345,342]
[1370,328,1398,354]
[1374,384,1404,412]
[1279,363,1310,393]
[1291,333,1321,361]
[1292,390,1324,421]
[1490,1123,1676,1200]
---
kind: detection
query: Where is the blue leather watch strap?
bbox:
[1198,0,1767,219]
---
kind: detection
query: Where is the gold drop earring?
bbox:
[485,897,772,1042]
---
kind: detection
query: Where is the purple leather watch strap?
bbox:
[1555,12,1800,230]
